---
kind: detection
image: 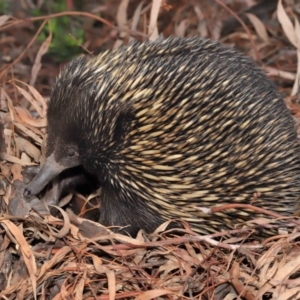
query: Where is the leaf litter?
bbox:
[1,0,300,299]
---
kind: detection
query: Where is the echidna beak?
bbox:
[23,154,67,198]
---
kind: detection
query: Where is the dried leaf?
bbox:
[38,246,72,279]
[0,15,10,27]
[106,270,116,300]
[149,0,162,41]
[0,219,37,300]
[11,163,23,181]
[114,0,129,48]
[129,2,144,43]
[277,0,299,48]
[135,289,174,299]
[0,153,34,166]
[74,270,85,300]
[47,206,70,238]
[16,136,41,162]
[26,84,47,118]
[14,122,43,145]
[245,13,269,43]
[15,85,44,117]
[175,19,189,37]
[14,107,46,128]
[272,253,300,283]
[30,32,52,86]
[292,18,300,96]
[274,288,300,300]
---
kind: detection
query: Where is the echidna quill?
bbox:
[24,37,300,235]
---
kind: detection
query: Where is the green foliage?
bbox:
[0,0,9,14]
[33,1,84,62]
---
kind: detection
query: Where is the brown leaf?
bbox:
[134,289,175,299]
[149,0,162,41]
[0,219,37,300]
[30,32,52,87]
[245,13,269,43]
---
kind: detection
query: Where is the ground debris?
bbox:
[1,1,300,299]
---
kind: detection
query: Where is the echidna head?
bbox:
[24,54,132,197]
[22,113,82,197]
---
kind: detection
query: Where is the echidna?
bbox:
[24,37,300,235]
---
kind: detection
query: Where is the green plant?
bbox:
[33,1,85,62]
[0,0,9,14]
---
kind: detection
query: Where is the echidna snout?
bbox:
[24,37,300,236]
[24,144,80,197]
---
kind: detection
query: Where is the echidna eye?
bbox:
[68,151,75,158]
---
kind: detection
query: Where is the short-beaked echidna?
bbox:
[24,37,300,235]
